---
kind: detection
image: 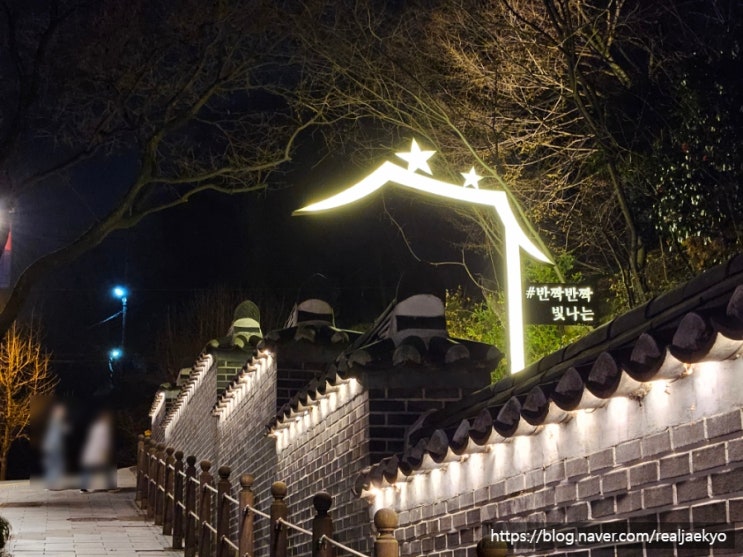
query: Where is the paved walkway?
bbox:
[0,468,182,556]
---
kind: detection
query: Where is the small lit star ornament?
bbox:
[461,167,482,189]
[294,139,552,374]
[396,139,435,174]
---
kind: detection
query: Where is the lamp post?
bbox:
[108,347,122,376]
[112,285,128,352]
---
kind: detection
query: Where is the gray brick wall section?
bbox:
[277,387,372,557]
[166,362,218,466]
[150,403,167,444]
[392,407,743,557]
[217,359,278,557]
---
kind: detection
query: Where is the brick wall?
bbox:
[276,378,373,556]
[277,366,324,408]
[166,359,218,466]
[369,358,743,556]
[149,392,166,444]
[216,353,278,556]
[368,385,472,462]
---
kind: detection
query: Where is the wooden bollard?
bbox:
[154,443,167,525]
[135,434,145,507]
[476,538,509,557]
[373,508,398,557]
[162,447,176,535]
[270,481,288,557]
[140,437,152,511]
[238,474,255,557]
[184,456,198,557]
[142,439,152,512]
[146,443,160,519]
[312,492,335,557]
[216,466,232,557]
[198,460,214,557]
[172,450,185,549]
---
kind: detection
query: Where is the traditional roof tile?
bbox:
[356,254,743,491]
[266,265,502,432]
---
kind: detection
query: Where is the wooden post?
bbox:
[269,481,288,557]
[154,443,167,525]
[162,447,176,535]
[135,434,145,507]
[172,450,185,549]
[184,456,197,557]
[312,492,335,557]
[373,508,398,557]
[146,443,160,519]
[238,474,255,557]
[140,437,152,511]
[215,466,232,557]
[198,460,214,557]
[476,539,509,557]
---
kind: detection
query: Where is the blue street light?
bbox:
[109,348,123,360]
[112,285,128,351]
[112,286,128,300]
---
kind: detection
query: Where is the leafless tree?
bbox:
[290,0,715,306]
[0,0,343,335]
[0,321,56,480]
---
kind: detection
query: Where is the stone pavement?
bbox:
[0,468,182,556]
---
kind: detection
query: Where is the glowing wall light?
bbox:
[295,140,551,373]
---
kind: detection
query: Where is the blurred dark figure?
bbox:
[41,402,69,489]
[79,409,116,492]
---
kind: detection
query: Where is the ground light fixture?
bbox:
[294,139,551,373]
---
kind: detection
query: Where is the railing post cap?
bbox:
[240,474,254,488]
[200,460,212,472]
[175,450,184,460]
[476,539,509,557]
[374,508,397,531]
[312,491,332,515]
[218,465,231,479]
[271,481,287,499]
[157,443,166,451]
[186,455,197,466]
[166,446,175,455]
[138,433,144,441]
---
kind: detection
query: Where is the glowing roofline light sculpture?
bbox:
[294,141,551,373]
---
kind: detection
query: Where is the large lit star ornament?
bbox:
[294,139,552,374]
[461,167,482,189]
[396,139,435,174]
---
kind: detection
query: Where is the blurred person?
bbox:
[41,402,69,489]
[79,409,116,492]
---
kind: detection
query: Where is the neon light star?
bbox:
[461,167,482,189]
[294,139,551,374]
[395,139,435,174]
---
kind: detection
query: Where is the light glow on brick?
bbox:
[214,352,273,423]
[273,377,363,453]
[364,358,738,516]
[149,391,165,423]
[164,354,214,440]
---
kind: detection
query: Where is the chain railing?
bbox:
[135,434,405,557]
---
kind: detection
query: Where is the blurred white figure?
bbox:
[79,410,116,492]
[42,402,68,489]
